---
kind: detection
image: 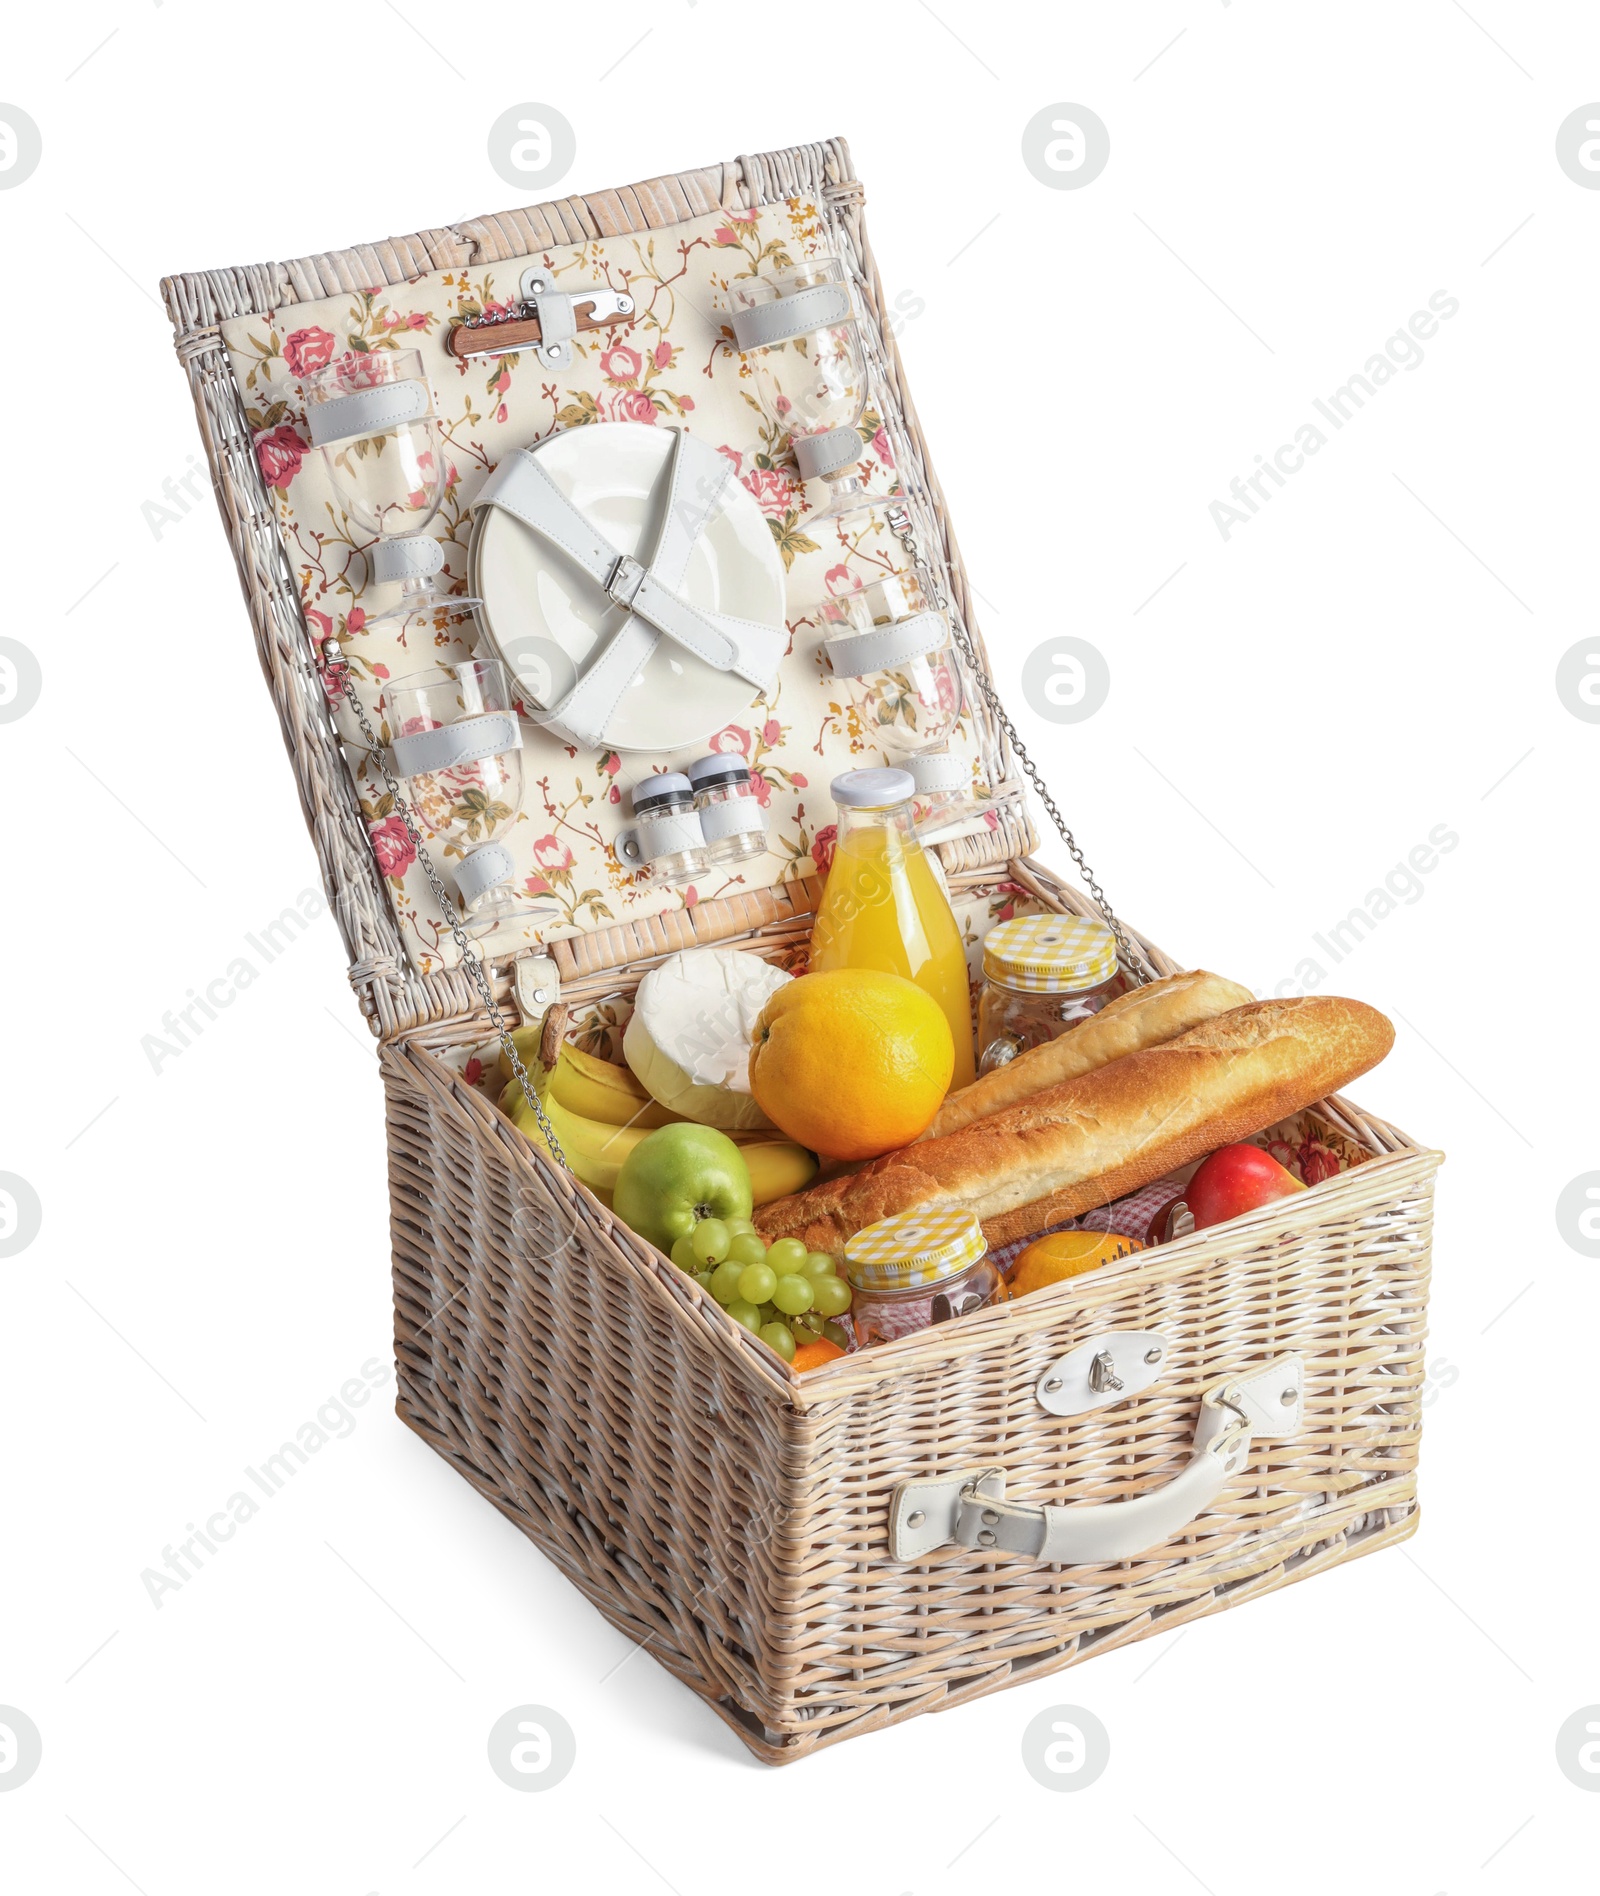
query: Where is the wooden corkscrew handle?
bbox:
[447,292,634,361]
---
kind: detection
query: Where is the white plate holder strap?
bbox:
[474,429,786,749]
[890,1354,1304,1565]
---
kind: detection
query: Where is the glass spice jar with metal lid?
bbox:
[685,752,768,866]
[977,913,1126,1076]
[842,1209,1005,1348]
[616,772,709,888]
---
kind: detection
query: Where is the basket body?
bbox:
[164,139,1439,1762]
[386,904,1436,1762]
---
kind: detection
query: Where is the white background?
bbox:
[2,3,1598,1891]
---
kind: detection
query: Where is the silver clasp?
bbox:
[518,265,634,369]
[1088,1349,1123,1394]
[605,554,648,609]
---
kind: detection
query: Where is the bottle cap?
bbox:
[830,767,916,809]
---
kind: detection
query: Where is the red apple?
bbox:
[1186,1143,1306,1232]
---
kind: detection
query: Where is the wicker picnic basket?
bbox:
[163,137,1440,1762]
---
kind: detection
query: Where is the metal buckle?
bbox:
[1205,1382,1253,1457]
[605,554,647,608]
[955,1468,1011,1547]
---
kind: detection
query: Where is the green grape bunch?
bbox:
[671,1217,851,1363]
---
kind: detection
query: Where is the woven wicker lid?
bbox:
[982,913,1116,993]
[844,1208,987,1289]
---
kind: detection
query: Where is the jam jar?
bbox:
[843,1209,1004,1348]
[977,913,1124,1075]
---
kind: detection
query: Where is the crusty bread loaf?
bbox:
[755,995,1394,1254]
[922,968,1253,1140]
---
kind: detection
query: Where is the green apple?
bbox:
[614,1123,753,1255]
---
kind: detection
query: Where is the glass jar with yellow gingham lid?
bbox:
[976,912,1125,1076]
[842,1209,1004,1347]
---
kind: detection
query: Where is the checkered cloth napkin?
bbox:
[989,1176,1189,1279]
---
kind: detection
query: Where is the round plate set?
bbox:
[470,423,785,754]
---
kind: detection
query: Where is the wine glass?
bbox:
[304,347,470,618]
[808,492,982,832]
[730,257,869,516]
[386,657,553,934]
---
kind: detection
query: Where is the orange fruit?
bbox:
[1009,1230,1143,1298]
[792,1338,845,1372]
[748,968,955,1159]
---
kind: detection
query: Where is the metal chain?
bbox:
[323,642,569,1168]
[886,503,1159,986]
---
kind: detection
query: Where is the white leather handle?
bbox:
[890,1355,1304,1565]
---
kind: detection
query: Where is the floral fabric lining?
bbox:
[220,198,999,976]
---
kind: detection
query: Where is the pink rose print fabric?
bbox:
[220,198,1001,977]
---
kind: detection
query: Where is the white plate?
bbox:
[470,423,785,754]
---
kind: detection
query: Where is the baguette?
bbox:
[922,968,1254,1140]
[755,996,1394,1255]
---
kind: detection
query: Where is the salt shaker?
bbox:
[616,773,710,886]
[685,753,768,866]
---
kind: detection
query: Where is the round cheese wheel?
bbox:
[624,948,791,1130]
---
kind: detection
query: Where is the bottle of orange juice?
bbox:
[809,768,976,1089]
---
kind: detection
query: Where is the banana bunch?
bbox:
[500,1033,678,1129]
[501,1081,644,1197]
[499,1052,815,1204]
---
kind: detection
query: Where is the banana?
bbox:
[740,1141,819,1206]
[499,1065,812,1205]
[499,1030,677,1129]
[500,1071,548,1116]
[495,1023,546,1087]
[562,1043,651,1099]
[549,1052,679,1129]
[508,1089,653,1194]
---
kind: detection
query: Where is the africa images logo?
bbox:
[1209,291,1459,540]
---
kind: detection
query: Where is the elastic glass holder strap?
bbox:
[728,282,853,351]
[321,642,568,1173]
[390,711,520,779]
[793,426,864,482]
[307,378,431,448]
[371,536,445,584]
[454,841,515,907]
[825,608,950,679]
[907,750,969,794]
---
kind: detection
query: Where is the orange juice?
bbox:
[809,770,976,1089]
